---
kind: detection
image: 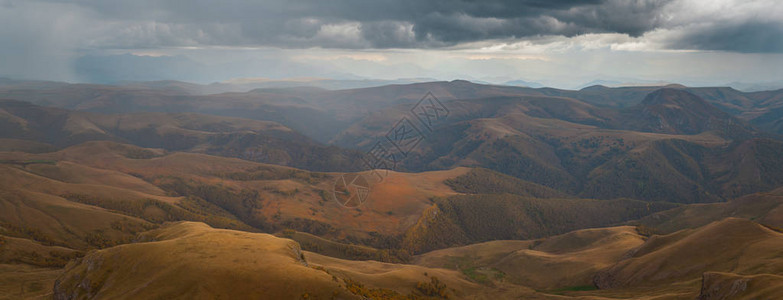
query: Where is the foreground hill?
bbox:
[595,218,783,290]
[414,226,645,291]
[54,222,362,299]
[52,218,783,299]
[53,221,511,300]
[415,218,783,298]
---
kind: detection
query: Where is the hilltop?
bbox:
[51,218,783,299]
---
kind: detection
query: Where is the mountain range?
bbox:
[2,79,783,299]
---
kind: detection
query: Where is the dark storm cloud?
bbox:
[405,0,672,44]
[3,0,783,53]
[32,0,672,49]
[668,21,783,53]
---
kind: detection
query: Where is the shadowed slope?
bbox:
[619,88,756,139]
[401,194,677,253]
[0,99,365,171]
[414,226,645,291]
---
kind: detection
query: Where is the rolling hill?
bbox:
[0,142,673,256]
[594,218,783,290]
[401,194,677,254]
[335,89,783,203]
[0,99,365,171]
[4,80,783,204]
[50,217,783,299]
[3,79,783,298]
[617,88,757,138]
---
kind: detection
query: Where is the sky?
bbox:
[1,0,783,89]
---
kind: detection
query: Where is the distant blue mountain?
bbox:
[502,79,545,88]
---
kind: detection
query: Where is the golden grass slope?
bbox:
[0,159,163,249]
[595,218,783,289]
[0,235,80,299]
[47,217,783,299]
[415,226,645,291]
[53,221,549,300]
[0,264,62,300]
[0,186,154,250]
[633,186,783,234]
[0,235,80,268]
[0,141,467,245]
[54,222,356,300]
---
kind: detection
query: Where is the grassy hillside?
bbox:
[0,99,366,172]
[0,264,63,300]
[401,194,678,253]
[616,88,757,139]
[53,221,494,300]
[342,92,783,203]
[0,142,470,264]
[4,80,783,298]
[414,226,644,291]
[0,164,160,250]
[54,222,361,299]
[631,186,783,234]
[444,168,570,198]
[6,82,783,204]
[594,218,783,289]
[51,218,783,299]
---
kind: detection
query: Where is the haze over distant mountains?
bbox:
[8,49,781,91]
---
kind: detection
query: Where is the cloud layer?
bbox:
[3,0,781,52]
[1,0,782,85]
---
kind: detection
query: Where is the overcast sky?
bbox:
[1,0,782,88]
